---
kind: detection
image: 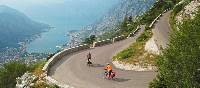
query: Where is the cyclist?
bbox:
[87,52,92,66]
[104,63,113,78]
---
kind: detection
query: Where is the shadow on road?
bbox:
[91,64,105,68]
[112,78,131,82]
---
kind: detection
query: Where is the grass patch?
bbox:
[30,61,46,77]
[32,81,59,88]
[113,46,135,61]
[136,28,152,42]
[113,41,157,66]
[113,28,157,66]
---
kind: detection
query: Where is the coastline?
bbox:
[0,26,52,64]
[0,0,156,64]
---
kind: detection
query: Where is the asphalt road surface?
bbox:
[153,11,171,49]
[49,10,171,88]
[49,25,157,88]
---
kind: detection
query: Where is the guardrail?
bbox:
[112,35,127,42]
[42,44,90,87]
[92,39,112,47]
[128,26,141,37]
[42,44,90,73]
[149,9,169,28]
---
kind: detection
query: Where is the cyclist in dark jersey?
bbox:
[87,52,91,61]
[87,52,92,66]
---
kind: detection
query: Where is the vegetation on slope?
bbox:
[0,60,57,88]
[31,61,59,88]
[139,0,181,26]
[83,35,96,45]
[150,6,200,88]
[170,0,192,31]
[96,0,175,41]
[89,0,181,42]
[112,0,181,66]
[113,28,156,66]
[0,61,29,88]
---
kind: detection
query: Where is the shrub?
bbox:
[32,81,59,88]
[83,35,96,44]
[0,61,29,88]
[30,61,46,76]
[136,30,152,42]
[0,60,49,88]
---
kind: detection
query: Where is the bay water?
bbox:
[23,0,120,53]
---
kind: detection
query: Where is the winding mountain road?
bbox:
[49,25,156,88]
[49,11,171,88]
[153,11,171,49]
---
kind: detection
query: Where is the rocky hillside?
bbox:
[176,1,200,24]
[78,0,156,39]
[0,5,49,50]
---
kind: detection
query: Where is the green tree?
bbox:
[120,16,128,31]
[84,35,96,44]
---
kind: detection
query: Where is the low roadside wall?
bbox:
[112,35,127,43]
[42,44,90,87]
[149,9,169,28]
[128,26,141,37]
[42,44,90,74]
[92,39,112,47]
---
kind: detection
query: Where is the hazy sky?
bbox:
[0,0,119,21]
[0,0,117,7]
[0,0,65,6]
[0,0,119,15]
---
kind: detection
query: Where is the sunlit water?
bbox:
[23,0,120,53]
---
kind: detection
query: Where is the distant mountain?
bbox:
[0,5,49,49]
[78,0,156,38]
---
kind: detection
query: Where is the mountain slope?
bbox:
[79,0,156,38]
[0,5,49,49]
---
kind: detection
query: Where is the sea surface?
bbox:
[20,0,121,53]
[2,0,156,54]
